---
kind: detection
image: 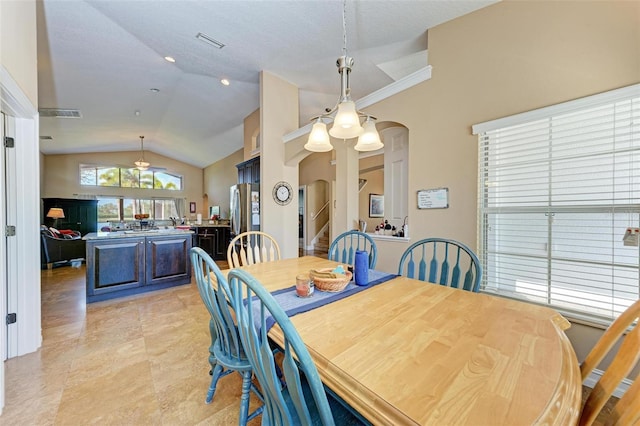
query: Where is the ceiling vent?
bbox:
[39,108,82,118]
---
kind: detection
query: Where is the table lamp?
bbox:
[46,207,65,228]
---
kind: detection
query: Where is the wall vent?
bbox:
[39,108,82,118]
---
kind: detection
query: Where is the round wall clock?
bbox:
[273,181,293,205]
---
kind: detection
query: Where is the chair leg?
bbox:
[238,370,253,425]
[206,364,224,404]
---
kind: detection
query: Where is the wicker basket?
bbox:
[310,268,352,292]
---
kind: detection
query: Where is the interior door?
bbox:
[2,112,18,358]
[383,126,408,224]
[0,112,5,362]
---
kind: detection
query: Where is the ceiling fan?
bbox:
[133,136,165,172]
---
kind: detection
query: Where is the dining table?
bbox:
[231,256,582,425]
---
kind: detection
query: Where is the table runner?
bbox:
[252,269,397,332]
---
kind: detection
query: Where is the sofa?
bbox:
[40,228,86,269]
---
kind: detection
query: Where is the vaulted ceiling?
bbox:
[37,0,498,168]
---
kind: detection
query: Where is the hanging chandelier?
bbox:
[304,0,383,153]
[134,135,150,171]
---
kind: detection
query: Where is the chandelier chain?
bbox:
[342,0,347,57]
[304,0,383,152]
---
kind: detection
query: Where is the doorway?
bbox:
[298,186,306,251]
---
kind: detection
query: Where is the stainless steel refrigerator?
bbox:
[230,183,260,236]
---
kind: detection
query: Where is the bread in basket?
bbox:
[310,268,352,292]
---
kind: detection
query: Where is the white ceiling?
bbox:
[37,0,497,168]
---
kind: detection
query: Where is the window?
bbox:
[80,165,182,190]
[474,84,640,323]
[97,198,178,225]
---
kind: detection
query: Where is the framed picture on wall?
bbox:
[190,202,196,213]
[369,194,384,218]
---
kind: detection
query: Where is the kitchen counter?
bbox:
[85,231,192,302]
[83,228,194,240]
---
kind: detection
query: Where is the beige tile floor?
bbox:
[1,250,619,425]
[1,262,262,425]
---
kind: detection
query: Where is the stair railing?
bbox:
[311,200,330,221]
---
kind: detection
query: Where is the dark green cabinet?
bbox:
[86,233,192,303]
[43,198,98,236]
[236,157,260,184]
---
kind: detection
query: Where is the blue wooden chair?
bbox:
[228,268,367,425]
[397,238,482,292]
[190,247,264,425]
[328,231,377,268]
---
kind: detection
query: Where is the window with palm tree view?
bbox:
[80,165,182,190]
[97,198,178,224]
[80,165,182,226]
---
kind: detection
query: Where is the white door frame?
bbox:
[0,65,42,414]
[4,113,18,357]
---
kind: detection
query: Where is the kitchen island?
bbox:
[83,229,193,303]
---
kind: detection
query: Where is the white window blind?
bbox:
[474,84,640,323]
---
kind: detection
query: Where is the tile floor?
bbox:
[1,249,620,425]
[2,262,263,425]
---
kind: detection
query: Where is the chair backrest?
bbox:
[579,299,640,426]
[227,231,281,268]
[328,230,377,268]
[229,268,336,426]
[397,237,481,292]
[190,247,245,363]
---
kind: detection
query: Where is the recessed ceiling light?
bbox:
[164,56,176,63]
[221,79,230,86]
[196,32,225,49]
[150,88,160,93]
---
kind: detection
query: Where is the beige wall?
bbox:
[41,151,204,218]
[1,0,38,107]
[203,148,243,219]
[362,0,640,274]
[358,0,640,365]
[299,151,333,185]
[243,108,260,161]
[260,71,300,259]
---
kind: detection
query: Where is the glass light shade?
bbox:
[135,159,150,171]
[329,100,363,139]
[304,121,333,152]
[354,118,384,151]
[46,207,65,219]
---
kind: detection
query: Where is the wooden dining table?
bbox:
[232,256,582,425]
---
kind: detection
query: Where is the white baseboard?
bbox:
[583,368,632,399]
